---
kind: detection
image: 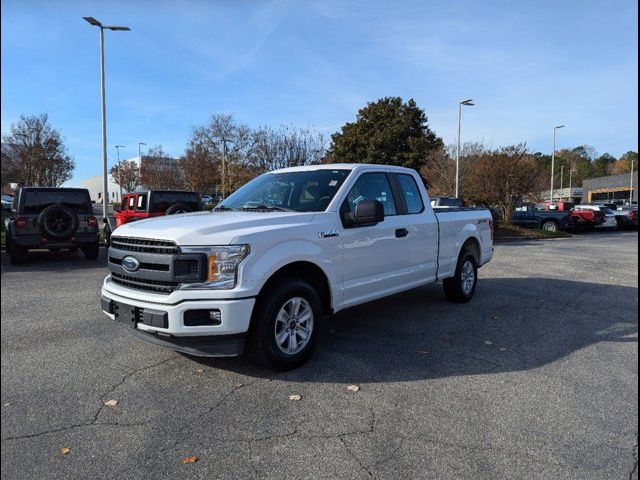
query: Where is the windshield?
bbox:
[218,169,351,212]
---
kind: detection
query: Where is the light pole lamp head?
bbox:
[83,16,103,27]
[106,26,131,31]
[555,125,565,130]
[460,99,475,106]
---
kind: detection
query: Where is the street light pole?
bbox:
[455,99,475,198]
[115,145,125,198]
[560,165,564,200]
[138,142,146,162]
[83,16,130,218]
[550,125,565,203]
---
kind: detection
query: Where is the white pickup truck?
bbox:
[101,164,494,369]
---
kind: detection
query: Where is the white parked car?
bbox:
[101,164,495,369]
[574,205,618,229]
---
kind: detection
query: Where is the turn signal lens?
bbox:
[207,255,217,282]
[16,217,27,228]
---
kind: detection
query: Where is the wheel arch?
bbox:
[256,261,333,316]
[461,236,481,263]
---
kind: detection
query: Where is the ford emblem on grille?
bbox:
[122,256,141,273]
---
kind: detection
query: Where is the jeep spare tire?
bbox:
[38,205,79,240]
[165,203,192,215]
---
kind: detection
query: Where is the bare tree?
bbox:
[109,160,140,193]
[2,114,75,187]
[140,145,184,190]
[251,125,326,172]
[421,142,487,198]
[179,143,217,194]
[189,114,255,196]
[467,144,546,223]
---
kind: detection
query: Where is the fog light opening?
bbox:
[184,309,222,327]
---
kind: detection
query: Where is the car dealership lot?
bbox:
[1,233,637,479]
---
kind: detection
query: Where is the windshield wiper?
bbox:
[213,205,236,211]
[241,204,294,212]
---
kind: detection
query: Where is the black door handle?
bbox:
[395,228,409,238]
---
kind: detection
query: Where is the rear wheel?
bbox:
[443,251,478,303]
[247,279,321,370]
[541,221,558,232]
[83,242,99,260]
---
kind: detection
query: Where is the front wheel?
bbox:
[443,252,478,303]
[246,279,322,370]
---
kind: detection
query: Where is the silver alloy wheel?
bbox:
[274,297,314,355]
[542,222,557,232]
[461,260,475,295]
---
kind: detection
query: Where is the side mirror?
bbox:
[352,200,384,226]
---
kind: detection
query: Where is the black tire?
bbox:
[38,205,79,240]
[246,278,322,370]
[165,203,192,215]
[7,236,27,265]
[540,220,558,233]
[443,251,478,303]
[103,223,111,248]
[83,242,99,260]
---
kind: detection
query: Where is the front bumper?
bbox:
[101,286,255,357]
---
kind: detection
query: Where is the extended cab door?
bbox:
[338,171,411,307]
[391,172,439,284]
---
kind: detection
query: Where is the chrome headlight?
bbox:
[180,245,250,289]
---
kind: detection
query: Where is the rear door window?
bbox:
[396,174,424,214]
[22,190,90,214]
[136,194,147,211]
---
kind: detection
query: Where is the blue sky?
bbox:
[1,0,638,186]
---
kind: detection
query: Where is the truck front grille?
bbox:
[110,236,180,255]
[111,272,181,294]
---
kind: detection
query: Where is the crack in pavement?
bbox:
[1,357,176,442]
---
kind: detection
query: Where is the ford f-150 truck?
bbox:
[101,164,494,369]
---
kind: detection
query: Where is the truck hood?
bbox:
[112,211,316,245]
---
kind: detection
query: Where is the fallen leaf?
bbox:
[182,455,198,464]
[60,447,71,455]
[499,348,507,351]
[103,399,118,407]
[233,383,244,388]
[484,340,493,345]
[346,385,360,393]
[490,315,499,320]
[195,368,205,373]
[289,394,302,401]
[3,402,11,407]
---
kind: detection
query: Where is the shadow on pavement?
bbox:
[192,277,638,383]
[0,248,108,272]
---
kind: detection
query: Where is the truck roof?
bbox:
[272,163,419,175]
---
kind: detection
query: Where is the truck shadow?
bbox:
[195,277,638,383]
[0,248,108,272]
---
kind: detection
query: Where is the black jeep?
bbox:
[5,187,100,264]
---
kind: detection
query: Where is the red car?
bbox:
[543,202,605,229]
[105,190,202,245]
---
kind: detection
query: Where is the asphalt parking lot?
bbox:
[1,232,638,480]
